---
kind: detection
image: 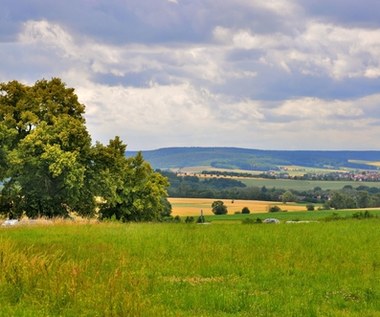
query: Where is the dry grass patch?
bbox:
[168,197,306,216]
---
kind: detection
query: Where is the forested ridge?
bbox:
[0,78,170,221]
[128,147,380,171]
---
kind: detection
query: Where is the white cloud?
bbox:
[234,0,300,17]
[75,79,266,147]
[213,26,290,50]
[272,97,363,120]
[1,2,380,150]
[214,21,380,80]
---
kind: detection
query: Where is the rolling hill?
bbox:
[126,147,380,171]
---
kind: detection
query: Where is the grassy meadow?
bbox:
[0,220,379,316]
[168,197,307,216]
[204,208,380,223]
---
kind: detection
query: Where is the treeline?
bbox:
[0,79,170,221]
[161,171,380,209]
[201,170,277,178]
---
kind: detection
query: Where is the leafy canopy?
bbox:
[0,78,170,220]
[211,200,228,215]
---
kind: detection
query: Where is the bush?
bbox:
[242,217,262,224]
[242,207,250,214]
[185,216,194,223]
[197,215,206,223]
[268,205,281,213]
[352,211,373,219]
[324,212,343,222]
[306,204,315,211]
[161,215,182,223]
[211,200,228,215]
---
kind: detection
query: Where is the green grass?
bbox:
[0,221,380,316]
[205,209,380,222]
[240,178,380,190]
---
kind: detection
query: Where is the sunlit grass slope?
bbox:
[0,220,379,316]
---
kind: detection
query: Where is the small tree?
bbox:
[242,206,250,214]
[306,204,315,211]
[211,200,228,215]
[281,191,296,204]
[268,205,281,213]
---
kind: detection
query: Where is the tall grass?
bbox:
[0,220,379,316]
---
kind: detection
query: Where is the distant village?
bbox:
[178,168,380,183]
[275,168,380,182]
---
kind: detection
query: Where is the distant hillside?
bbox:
[126,147,380,171]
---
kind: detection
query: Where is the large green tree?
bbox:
[0,78,170,220]
[0,79,93,218]
[92,138,170,222]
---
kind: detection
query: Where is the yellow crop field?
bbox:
[168,197,307,216]
[348,159,380,167]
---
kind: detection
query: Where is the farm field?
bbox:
[0,221,379,316]
[240,178,380,190]
[176,165,348,177]
[168,197,307,216]
[349,160,380,168]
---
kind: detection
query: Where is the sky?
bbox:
[1,0,380,151]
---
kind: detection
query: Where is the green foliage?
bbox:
[281,190,296,203]
[352,210,373,219]
[306,204,315,211]
[328,192,356,210]
[197,215,206,223]
[0,79,93,218]
[242,217,262,224]
[324,212,344,221]
[0,78,169,221]
[268,205,281,213]
[94,142,170,222]
[211,200,228,215]
[324,210,376,221]
[241,206,250,214]
[185,216,194,223]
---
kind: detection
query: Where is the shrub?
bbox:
[306,204,315,211]
[242,218,262,224]
[173,215,182,223]
[197,215,206,223]
[242,207,250,214]
[161,215,182,223]
[352,211,373,219]
[268,205,281,213]
[185,216,194,223]
[161,216,174,222]
[324,212,343,222]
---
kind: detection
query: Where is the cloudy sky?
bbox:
[1,0,380,150]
